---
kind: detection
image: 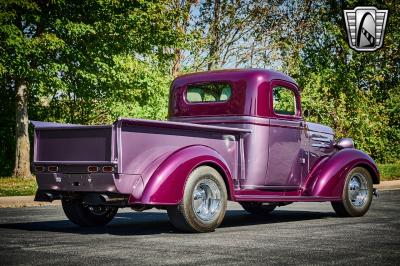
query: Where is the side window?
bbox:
[186,83,232,103]
[273,86,297,116]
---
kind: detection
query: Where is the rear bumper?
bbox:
[35,173,143,200]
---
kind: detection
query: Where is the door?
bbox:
[265,81,304,188]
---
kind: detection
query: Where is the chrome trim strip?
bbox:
[239,135,245,180]
[241,185,300,191]
[311,137,331,142]
[311,143,330,148]
[35,125,113,130]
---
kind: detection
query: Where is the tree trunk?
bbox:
[172,48,182,77]
[13,79,31,178]
[208,0,221,70]
[172,0,193,77]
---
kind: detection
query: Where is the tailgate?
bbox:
[33,122,114,163]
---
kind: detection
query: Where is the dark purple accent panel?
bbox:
[169,69,297,118]
[36,128,112,162]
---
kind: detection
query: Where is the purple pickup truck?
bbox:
[32,69,379,232]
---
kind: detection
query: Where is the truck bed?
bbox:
[32,118,250,196]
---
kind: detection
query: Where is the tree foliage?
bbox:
[283,0,400,163]
[0,0,184,176]
[0,0,399,176]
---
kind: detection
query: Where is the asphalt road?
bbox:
[0,190,399,265]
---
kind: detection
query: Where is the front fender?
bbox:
[304,149,379,198]
[133,145,235,205]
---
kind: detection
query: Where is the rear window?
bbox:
[186,83,232,103]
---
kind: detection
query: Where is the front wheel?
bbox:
[331,167,373,217]
[62,198,118,227]
[167,166,228,233]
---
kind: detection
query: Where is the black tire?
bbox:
[61,197,118,227]
[331,167,373,217]
[240,202,276,215]
[167,166,228,233]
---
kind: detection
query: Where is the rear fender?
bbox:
[304,149,379,198]
[133,145,235,205]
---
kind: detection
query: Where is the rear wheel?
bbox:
[331,167,373,217]
[167,166,227,233]
[240,202,276,215]
[62,197,118,227]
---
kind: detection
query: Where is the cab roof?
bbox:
[173,69,298,88]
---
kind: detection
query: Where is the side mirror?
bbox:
[303,109,310,118]
[335,138,354,150]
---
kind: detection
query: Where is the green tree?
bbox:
[0,0,183,177]
[184,0,284,71]
[276,0,400,163]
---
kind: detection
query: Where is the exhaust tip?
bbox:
[373,188,379,198]
[34,191,55,202]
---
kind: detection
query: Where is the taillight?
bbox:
[47,166,58,172]
[87,166,99,173]
[102,166,114,173]
[35,166,45,172]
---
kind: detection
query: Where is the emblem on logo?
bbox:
[344,6,388,51]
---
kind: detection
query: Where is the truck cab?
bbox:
[32,69,379,232]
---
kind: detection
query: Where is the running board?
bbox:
[235,195,340,202]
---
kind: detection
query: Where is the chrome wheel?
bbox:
[167,166,227,232]
[192,178,222,221]
[331,167,373,217]
[348,172,369,208]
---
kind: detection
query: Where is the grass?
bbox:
[0,177,37,197]
[0,163,399,197]
[378,163,400,181]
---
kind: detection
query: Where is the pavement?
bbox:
[0,180,399,208]
[0,190,399,265]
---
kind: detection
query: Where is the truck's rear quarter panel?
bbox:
[119,125,239,178]
[116,119,246,198]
